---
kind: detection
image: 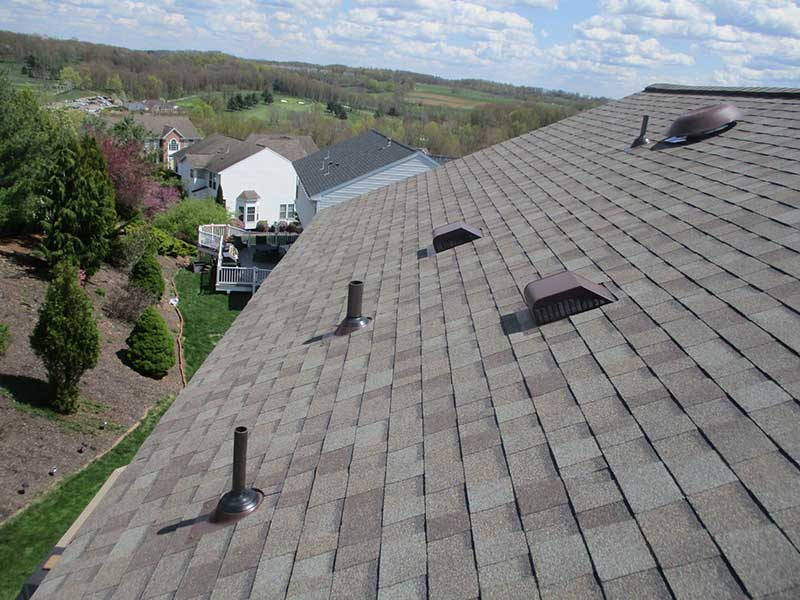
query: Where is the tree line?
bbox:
[0,30,602,113]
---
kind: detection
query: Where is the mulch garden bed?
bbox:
[0,236,183,522]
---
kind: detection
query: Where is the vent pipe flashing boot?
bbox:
[336,281,370,335]
[212,426,263,524]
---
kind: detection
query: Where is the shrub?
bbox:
[256,220,269,232]
[95,287,106,297]
[126,306,175,378]
[107,221,154,269]
[105,283,152,322]
[0,323,9,356]
[130,252,164,301]
[152,227,197,258]
[153,199,229,242]
[30,261,100,413]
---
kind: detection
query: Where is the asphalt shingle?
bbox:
[35,84,800,599]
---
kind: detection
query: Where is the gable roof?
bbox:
[173,133,276,173]
[293,129,424,197]
[35,85,800,599]
[120,114,201,140]
[245,133,320,162]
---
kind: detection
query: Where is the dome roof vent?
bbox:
[664,103,743,142]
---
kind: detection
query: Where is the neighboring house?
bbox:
[174,133,317,228]
[123,101,147,112]
[106,114,201,168]
[33,85,800,600]
[293,129,440,226]
[143,99,181,114]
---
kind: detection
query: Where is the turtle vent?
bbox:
[524,272,616,325]
[432,222,482,253]
[665,103,742,141]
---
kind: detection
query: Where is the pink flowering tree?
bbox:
[142,181,180,219]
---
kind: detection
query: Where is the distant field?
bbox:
[174,91,317,117]
[174,90,376,131]
[406,83,517,109]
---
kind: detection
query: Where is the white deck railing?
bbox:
[196,224,276,293]
[217,266,272,292]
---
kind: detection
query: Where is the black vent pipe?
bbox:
[336,280,370,335]
[212,426,262,523]
[630,115,650,148]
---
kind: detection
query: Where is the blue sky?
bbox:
[2,1,800,98]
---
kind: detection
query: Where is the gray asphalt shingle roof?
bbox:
[293,130,421,197]
[105,114,201,140]
[245,134,319,162]
[174,133,315,173]
[35,85,800,599]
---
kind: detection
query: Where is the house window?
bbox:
[280,204,295,219]
[209,173,217,189]
[246,206,256,222]
[168,139,179,152]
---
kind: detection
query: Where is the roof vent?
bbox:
[629,115,650,149]
[524,272,616,325]
[212,426,263,524]
[336,280,370,335]
[432,222,482,253]
[664,103,742,142]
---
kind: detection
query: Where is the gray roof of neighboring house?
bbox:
[293,129,426,197]
[246,133,320,162]
[122,114,201,140]
[238,190,260,200]
[173,133,269,173]
[34,85,800,599]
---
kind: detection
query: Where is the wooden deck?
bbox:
[197,224,296,293]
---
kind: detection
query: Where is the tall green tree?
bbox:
[41,134,116,275]
[30,261,100,414]
[0,78,58,232]
[58,65,83,90]
[105,73,124,95]
[111,115,148,145]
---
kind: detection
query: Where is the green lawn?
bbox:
[175,91,317,117]
[174,269,244,381]
[0,393,176,600]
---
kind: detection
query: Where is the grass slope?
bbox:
[174,270,243,381]
[0,393,176,600]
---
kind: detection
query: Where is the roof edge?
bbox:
[645,82,800,99]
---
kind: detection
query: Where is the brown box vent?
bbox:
[432,222,482,253]
[524,271,615,325]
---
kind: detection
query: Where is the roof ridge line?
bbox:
[645,83,800,99]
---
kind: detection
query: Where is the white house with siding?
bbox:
[293,130,443,226]
[174,133,317,229]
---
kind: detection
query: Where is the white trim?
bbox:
[161,126,184,140]
[217,145,292,174]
